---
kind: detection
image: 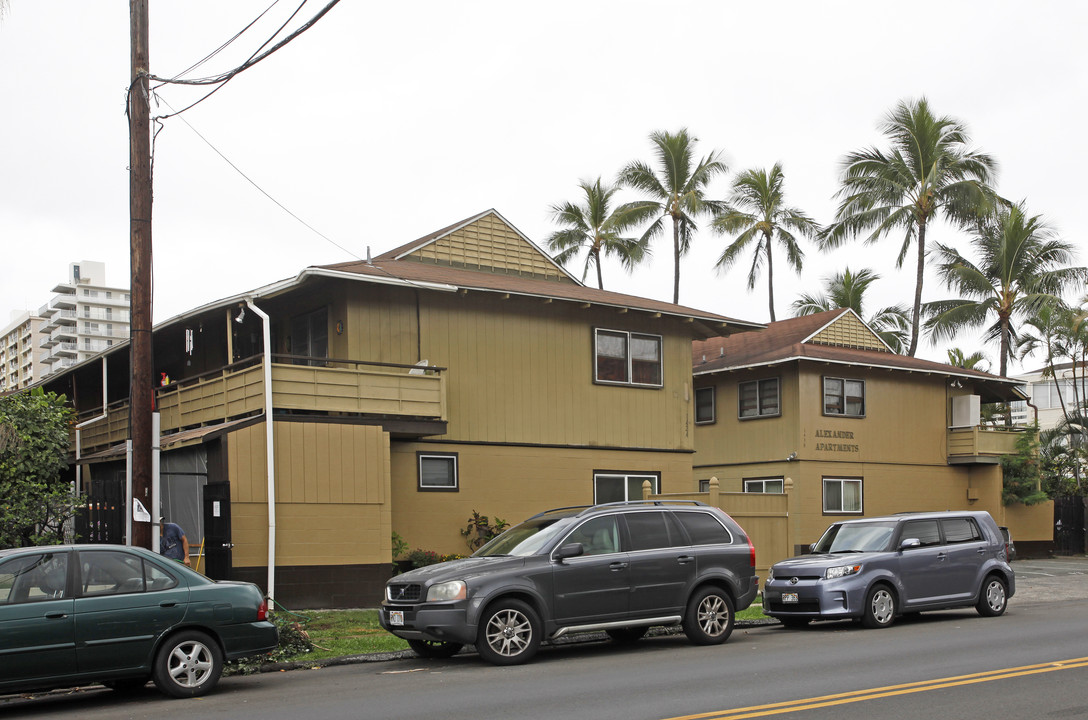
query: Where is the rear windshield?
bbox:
[813,520,897,553]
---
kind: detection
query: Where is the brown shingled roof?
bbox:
[321,210,765,332]
[692,309,1025,402]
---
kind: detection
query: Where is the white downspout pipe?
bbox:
[74,358,110,498]
[245,298,276,601]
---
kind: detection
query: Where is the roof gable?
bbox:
[376,209,576,283]
[805,308,891,352]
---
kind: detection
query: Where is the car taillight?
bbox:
[257,597,268,621]
[747,537,756,568]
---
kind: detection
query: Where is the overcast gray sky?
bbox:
[2,1,1085,373]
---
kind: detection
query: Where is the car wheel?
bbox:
[407,639,464,659]
[682,586,734,645]
[103,677,149,692]
[606,627,649,643]
[976,575,1008,617]
[779,617,810,629]
[476,599,541,666]
[862,584,896,629]
[152,630,223,698]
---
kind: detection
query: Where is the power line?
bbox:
[154,96,363,263]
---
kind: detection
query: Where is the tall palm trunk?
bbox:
[764,233,776,322]
[672,216,682,304]
[907,221,928,357]
[998,315,1010,378]
[593,248,604,290]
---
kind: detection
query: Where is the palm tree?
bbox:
[822,97,998,357]
[924,201,1087,377]
[791,267,910,353]
[619,129,727,304]
[946,348,990,372]
[545,178,649,289]
[711,164,820,321]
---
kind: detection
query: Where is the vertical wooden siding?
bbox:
[416,293,694,450]
[389,442,694,557]
[227,421,392,567]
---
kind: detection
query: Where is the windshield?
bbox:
[812,521,897,553]
[473,516,572,557]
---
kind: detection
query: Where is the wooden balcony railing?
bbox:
[74,355,447,452]
[947,425,1023,463]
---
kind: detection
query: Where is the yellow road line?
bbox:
[664,657,1088,720]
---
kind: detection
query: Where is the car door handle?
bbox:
[677,556,694,565]
[937,553,947,560]
[977,548,987,555]
[44,611,68,619]
[159,601,177,608]
[609,562,628,571]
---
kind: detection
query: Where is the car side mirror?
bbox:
[809,543,818,553]
[899,538,921,551]
[555,543,584,562]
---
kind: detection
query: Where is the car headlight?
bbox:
[825,564,861,580]
[425,580,467,602]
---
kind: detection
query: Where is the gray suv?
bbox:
[763,510,1014,629]
[379,501,759,665]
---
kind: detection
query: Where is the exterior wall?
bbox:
[419,292,695,451]
[390,442,694,557]
[694,361,1053,565]
[226,420,393,606]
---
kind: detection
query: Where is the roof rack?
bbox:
[529,499,708,520]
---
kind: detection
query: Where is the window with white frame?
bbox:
[744,478,784,493]
[594,329,662,387]
[824,377,865,417]
[418,453,458,492]
[738,378,780,418]
[594,472,659,504]
[695,386,715,424]
[823,478,862,513]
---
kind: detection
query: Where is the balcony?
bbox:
[55,342,78,358]
[51,294,76,310]
[74,355,448,452]
[51,326,76,343]
[947,426,1023,464]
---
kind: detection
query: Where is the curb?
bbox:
[250,618,779,674]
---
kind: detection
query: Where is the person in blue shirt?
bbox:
[159,517,191,566]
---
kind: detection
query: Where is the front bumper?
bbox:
[378,602,477,646]
[762,578,864,620]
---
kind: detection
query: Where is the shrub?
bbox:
[460,510,508,551]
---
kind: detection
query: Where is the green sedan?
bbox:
[0,544,277,698]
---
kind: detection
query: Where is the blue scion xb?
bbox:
[763,511,1014,629]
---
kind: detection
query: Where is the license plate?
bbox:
[389,610,404,626]
[782,592,799,604]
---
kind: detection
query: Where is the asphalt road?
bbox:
[3,557,1087,719]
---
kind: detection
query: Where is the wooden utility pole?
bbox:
[129,0,153,550]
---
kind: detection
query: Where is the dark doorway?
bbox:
[1053,495,1087,555]
[202,482,233,580]
[78,463,125,544]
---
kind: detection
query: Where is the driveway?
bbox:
[1010,556,1088,604]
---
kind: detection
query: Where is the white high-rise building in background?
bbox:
[0,309,46,392]
[35,261,131,382]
